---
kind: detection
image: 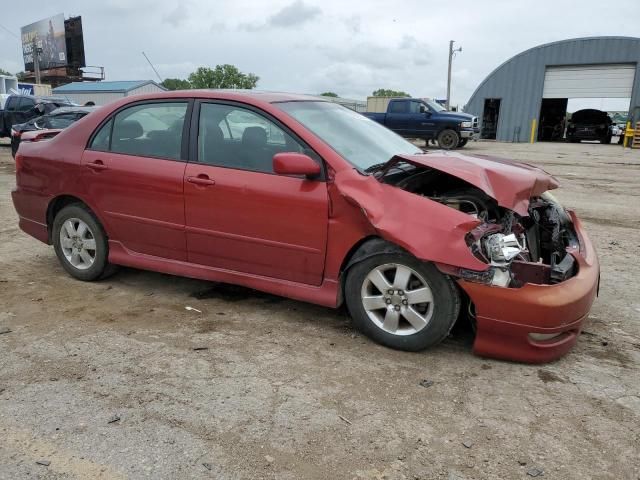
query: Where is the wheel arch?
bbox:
[336,236,409,306]
[46,194,109,243]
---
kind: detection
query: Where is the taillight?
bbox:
[15,153,23,170]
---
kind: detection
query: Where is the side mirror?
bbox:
[273,152,321,178]
[419,105,426,113]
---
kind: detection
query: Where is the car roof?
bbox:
[118,89,331,105]
[49,106,98,115]
[9,94,72,103]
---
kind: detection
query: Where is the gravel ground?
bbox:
[0,140,638,480]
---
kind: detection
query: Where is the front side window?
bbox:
[198,103,305,173]
[408,101,422,114]
[96,102,189,160]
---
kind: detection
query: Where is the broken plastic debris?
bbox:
[185,306,202,313]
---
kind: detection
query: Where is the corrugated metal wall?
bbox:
[464,37,640,142]
[127,84,166,97]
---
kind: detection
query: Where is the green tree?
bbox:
[15,71,28,81]
[0,68,14,76]
[319,92,338,97]
[372,88,411,97]
[161,78,192,90]
[188,65,259,89]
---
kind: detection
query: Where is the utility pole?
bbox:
[446,40,462,111]
[142,51,163,84]
[32,38,42,84]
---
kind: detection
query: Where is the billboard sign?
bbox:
[21,14,67,71]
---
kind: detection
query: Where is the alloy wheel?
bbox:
[360,263,434,336]
[59,218,97,270]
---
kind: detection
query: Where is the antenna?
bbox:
[141,51,163,83]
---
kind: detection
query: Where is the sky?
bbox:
[1,0,639,108]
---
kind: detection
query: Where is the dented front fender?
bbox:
[334,170,488,271]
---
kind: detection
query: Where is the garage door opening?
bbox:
[538,98,568,141]
[481,98,501,139]
[537,97,631,143]
[537,63,635,144]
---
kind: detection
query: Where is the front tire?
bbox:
[345,252,460,351]
[52,204,114,281]
[437,129,460,150]
[457,138,468,148]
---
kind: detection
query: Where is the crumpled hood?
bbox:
[392,151,559,216]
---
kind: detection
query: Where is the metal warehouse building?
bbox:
[52,80,166,106]
[464,36,640,142]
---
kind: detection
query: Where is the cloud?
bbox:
[240,1,321,31]
[318,36,432,70]
[270,0,321,27]
[162,4,190,27]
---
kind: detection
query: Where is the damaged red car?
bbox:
[11,91,599,363]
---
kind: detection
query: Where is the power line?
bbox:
[0,22,19,39]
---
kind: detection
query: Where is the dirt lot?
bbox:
[0,140,638,480]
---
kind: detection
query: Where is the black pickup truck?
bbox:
[362,98,478,149]
[0,94,74,139]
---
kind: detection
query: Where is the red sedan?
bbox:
[11,91,599,363]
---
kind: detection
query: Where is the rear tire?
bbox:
[52,204,116,281]
[345,250,460,352]
[602,135,612,144]
[437,129,460,150]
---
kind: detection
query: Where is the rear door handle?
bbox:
[86,160,108,171]
[186,175,216,186]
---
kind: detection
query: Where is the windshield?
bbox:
[277,101,421,171]
[423,98,446,112]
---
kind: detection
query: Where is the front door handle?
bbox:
[86,160,108,171]
[186,174,216,186]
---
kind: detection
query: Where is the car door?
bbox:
[13,97,36,125]
[406,100,435,138]
[183,101,329,285]
[81,100,191,260]
[385,100,409,135]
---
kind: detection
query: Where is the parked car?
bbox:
[0,94,75,139]
[11,91,599,363]
[363,97,478,149]
[11,106,97,157]
[566,109,613,144]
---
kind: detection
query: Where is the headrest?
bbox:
[242,126,267,146]
[114,120,143,140]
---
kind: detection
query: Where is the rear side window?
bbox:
[17,97,35,112]
[5,96,18,111]
[88,102,188,160]
[389,101,408,114]
[90,119,112,151]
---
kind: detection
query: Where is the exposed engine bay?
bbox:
[382,166,580,287]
